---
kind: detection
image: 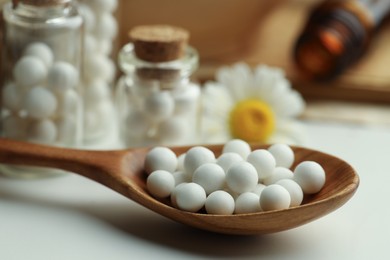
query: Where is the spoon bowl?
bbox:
[0,138,359,235]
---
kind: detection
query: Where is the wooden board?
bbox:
[116,0,390,103]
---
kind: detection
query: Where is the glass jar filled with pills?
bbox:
[116,25,201,147]
[78,0,118,147]
[0,0,84,177]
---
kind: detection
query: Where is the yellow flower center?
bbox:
[229,99,275,143]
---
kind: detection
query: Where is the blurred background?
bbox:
[114,0,390,125]
[114,1,389,96]
[2,0,390,124]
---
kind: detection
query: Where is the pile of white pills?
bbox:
[145,139,326,214]
[78,0,117,142]
[123,82,201,147]
[2,42,81,145]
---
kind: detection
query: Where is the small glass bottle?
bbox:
[116,25,201,147]
[294,0,390,81]
[0,0,84,177]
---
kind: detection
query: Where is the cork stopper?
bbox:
[129,25,189,62]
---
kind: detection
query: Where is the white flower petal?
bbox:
[258,78,290,107]
[202,82,233,116]
[201,82,233,143]
[216,63,252,101]
[276,91,306,117]
[200,118,230,144]
[215,66,231,85]
[232,63,252,85]
[254,65,285,91]
[270,120,307,145]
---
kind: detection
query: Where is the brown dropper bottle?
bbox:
[294,0,390,81]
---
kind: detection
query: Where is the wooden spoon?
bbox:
[0,138,359,235]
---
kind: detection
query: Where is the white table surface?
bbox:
[1,120,390,260]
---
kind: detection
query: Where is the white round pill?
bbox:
[263,167,294,186]
[144,146,178,175]
[147,170,175,198]
[293,161,326,194]
[94,12,118,40]
[97,99,114,124]
[57,88,80,116]
[83,109,101,136]
[268,143,295,168]
[172,171,188,186]
[223,187,240,200]
[3,115,27,140]
[125,110,152,138]
[56,115,77,144]
[48,61,78,91]
[78,4,95,32]
[205,190,235,215]
[84,53,115,83]
[276,179,303,207]
[2,82,22,112]
[26,119,57,144]
[183,146,215,179]
[170,182,187,208]
[260,184,291,211]
[157,117,189,145]
[23,42,53,68]
[173,83,200,115]
[84,80,111,105]
[222,139,251,159]
[216,152,243,173]
[84,33,98,54]
[103,56,116,83]
[96,39,113,56]
[235,192,261,214]
[91,99,114,127]
[13,56,47,87]
[177,153,186,171]
[247,149,276,180]
[226,161,258,194]
[24,86,57,119]
[251,183,266,196]
[144,91,174,123]
[175,182,206,212]
[192,163,225,195]
[85,0,118,13]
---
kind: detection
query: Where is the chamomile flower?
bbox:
[201,63,306,144]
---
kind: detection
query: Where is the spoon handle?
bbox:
[0,138,123,179]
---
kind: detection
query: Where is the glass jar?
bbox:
[0,0,84,177]
[78,0,118,147]
[116,26,201,147]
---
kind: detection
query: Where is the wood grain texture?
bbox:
[0,138,359,235]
